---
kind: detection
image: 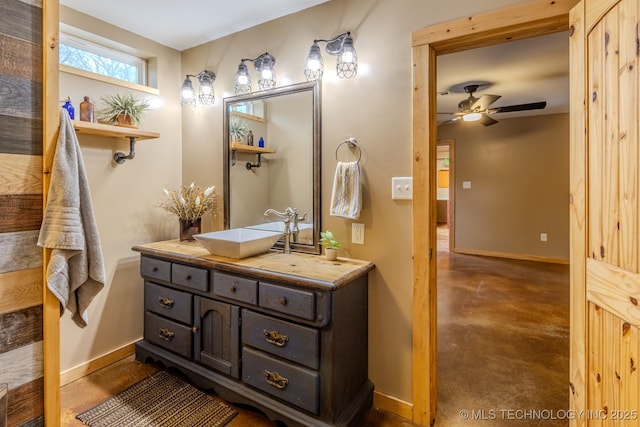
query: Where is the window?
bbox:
[59,33,147,85]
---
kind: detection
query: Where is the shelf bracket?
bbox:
[246,153,263,170]
[114,136,138,164]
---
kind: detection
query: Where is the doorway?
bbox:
[410,1,577,425]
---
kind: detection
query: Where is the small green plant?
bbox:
[319,230,341,249]
[229,115,249,141]
[99,92,150,126]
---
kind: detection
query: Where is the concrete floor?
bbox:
[61,226,570,426]
[434,226,570,426]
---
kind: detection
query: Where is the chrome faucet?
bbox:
[288,207,308,242]
[264,208,296,253]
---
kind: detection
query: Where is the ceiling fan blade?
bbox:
[490,101,547,113]
[438,116,461,126]
[470,94,501,111]
[479,114,498,126]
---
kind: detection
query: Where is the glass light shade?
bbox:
[180,77,196,107]
[463,112,482,121]
[336,35,357,79]
[304,43,324,81]
[257,56,276,91]
[234,62,251,95]
[198,72,215,105]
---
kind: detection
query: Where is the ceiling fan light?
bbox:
[463,112,482,122]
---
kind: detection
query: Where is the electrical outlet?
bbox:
[392,177,412,200]
[352,223,365,244]
[540,233,548,242]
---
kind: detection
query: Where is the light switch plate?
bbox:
[392,177,413,200]
[462,181,472,189]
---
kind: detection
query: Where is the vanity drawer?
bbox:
[242,347,319,414]
[144,312,192,358]
[213,271,257,305]
[144,282,192,324]
[171,263,209,292]
[242,310,319,370]
[259,282,315,320]
[140,256,171,283]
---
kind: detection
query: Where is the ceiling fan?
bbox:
[438,84,547,126]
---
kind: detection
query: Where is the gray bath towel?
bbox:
[38,109,105,327]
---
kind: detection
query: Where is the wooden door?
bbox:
[570,0,640,424]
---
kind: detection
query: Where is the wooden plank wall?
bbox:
[0,0,45,425]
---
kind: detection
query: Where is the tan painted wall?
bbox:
[58,7,182,373]
[438,113,570,261]
[180,0,532,402]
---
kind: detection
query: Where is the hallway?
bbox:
[435,226,570,426]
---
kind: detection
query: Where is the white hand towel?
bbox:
[330,161,361,219]
[37,110,105,327]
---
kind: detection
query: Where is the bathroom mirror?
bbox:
[223,81,321,254]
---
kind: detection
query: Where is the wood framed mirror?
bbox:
[222,81,321,254]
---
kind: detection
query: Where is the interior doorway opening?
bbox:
[410,2,576,424]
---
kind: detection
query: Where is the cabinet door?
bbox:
[194,297,240,378]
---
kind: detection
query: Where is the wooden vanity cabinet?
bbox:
[133,243,374,427]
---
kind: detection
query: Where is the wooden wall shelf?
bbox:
[230,142,275,170]
[73,120,160,141]
[73,120,160,164]
[230,141,275,154]
[230,111,265,123]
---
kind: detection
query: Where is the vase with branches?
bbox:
[159,183,217,240]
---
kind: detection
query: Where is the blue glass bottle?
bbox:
[258,137,264,148]
[62,98,75,119]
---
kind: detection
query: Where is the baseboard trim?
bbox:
[373,390,413,420]
[453,248,569,265]
[60,341,137,386]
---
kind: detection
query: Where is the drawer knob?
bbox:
[230,285,237,293]
[263,329,289,347]
[263,370,289,390]
[185,275,192,280]
[279,297,288,306]
[152,267,158,272]
[158,297,174,308]
[158,328,175,341]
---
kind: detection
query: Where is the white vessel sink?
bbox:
[246,221,313,243]
[193,228,283,259]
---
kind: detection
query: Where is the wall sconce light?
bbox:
[181,70,216,107]
[234,52,276,95]
[305,31,357,81]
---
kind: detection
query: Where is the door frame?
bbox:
[436,139,454,252]
[410,1,579,424]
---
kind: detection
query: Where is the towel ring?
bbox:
[335,137,362,163]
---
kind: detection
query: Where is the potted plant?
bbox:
[229,115,248,142]
[99,93,150,128]
[319,230,341,260]
[159,183,217,241]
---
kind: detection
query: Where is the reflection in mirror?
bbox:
[223,81,321,254]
